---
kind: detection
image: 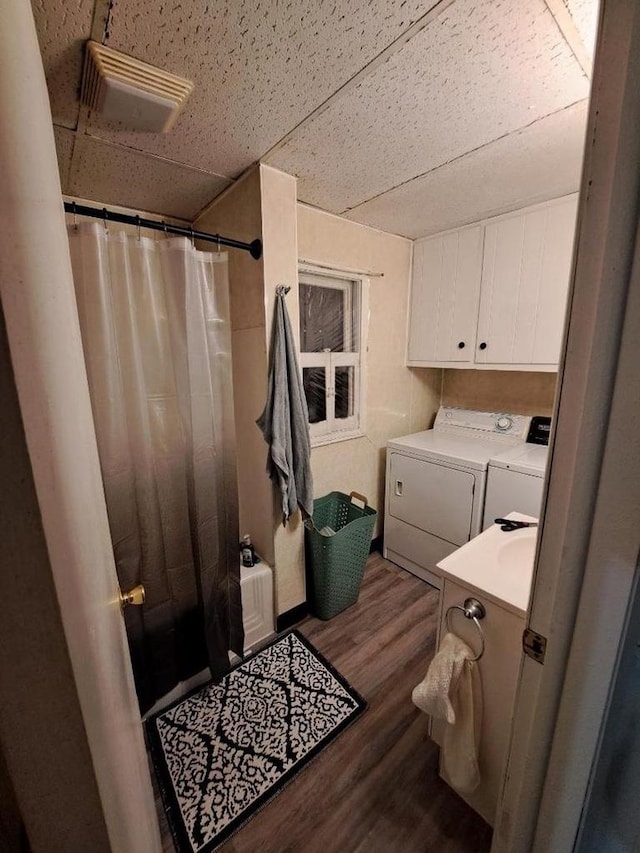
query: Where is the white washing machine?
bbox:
[383,407,531,588]
[482,442,549,530]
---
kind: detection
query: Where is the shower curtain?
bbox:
[67,222,243,712]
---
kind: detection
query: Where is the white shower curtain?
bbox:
[67,222,243,711]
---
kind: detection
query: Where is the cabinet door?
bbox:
[408,226,483,364]
[476,196,578,366]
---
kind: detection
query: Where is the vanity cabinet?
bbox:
[407,194,578,371]
[428,514,536,827]
[431,578,525,827]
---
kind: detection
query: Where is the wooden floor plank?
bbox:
[152,552,493,853]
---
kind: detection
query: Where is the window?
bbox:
[298,265,368,445]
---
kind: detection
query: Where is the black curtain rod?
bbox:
[63,201,263,260]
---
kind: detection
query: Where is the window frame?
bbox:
[298,264,369,447]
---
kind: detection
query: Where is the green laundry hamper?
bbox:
[305,491,377,620]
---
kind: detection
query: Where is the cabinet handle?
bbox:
[458,341,465,349]
[479,342,487,350]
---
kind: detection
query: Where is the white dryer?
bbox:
[482,442,549,531]
[383,407,531,588]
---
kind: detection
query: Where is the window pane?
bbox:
[299,283,347,352]
[303,367,326,424]
[335,366,355,421]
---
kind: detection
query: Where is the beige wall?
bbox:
[297,203,442,534]
[195,168,274,568]
[442,369,557,416]
[196,165,307,615]
[261,166,306,613]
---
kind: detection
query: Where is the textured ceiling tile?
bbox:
[564,0,599,59]
[32,0,95,128]
[346,100,588,239]
[266,0,590,212]
[53,125,76,190]
[68,135,231,219]
[84,0,439,177]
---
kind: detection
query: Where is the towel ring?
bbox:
[445,597,486,662]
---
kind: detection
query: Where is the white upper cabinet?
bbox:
[407,226,483,365]
[407,194,578,371]
[476,195,578,367]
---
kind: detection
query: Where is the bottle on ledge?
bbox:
[240,534,255,568]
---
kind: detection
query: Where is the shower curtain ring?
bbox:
[162,221,168,239]
[190,227,195,248]
[72,201,78,230]
[102,208,109,233]
[216,235,221,254]
[136,215,141,241]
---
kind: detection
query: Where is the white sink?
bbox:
[497,528,538,573]
[437,512,538,615]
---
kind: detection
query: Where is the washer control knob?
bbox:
[496,416,513,431]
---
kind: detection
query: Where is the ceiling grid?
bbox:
[32,0,599,234]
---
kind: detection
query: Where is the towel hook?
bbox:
[276,284,291,296]
[445,597,486,662]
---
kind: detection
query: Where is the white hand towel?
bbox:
[412,632,482,793]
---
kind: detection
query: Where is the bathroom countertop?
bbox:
[436,512,538,616]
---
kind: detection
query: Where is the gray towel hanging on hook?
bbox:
[257,285,314,524]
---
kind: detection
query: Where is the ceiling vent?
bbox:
[81,41,194,133]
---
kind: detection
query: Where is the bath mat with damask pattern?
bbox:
[146,630,366,852]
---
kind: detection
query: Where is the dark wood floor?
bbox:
[153,552,493,853]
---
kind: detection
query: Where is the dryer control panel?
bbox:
[434,407,531,443]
